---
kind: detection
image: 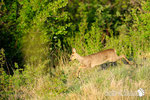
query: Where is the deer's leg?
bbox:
[76,67,81,77]
[115,55,132,65]
[76,65,87,77]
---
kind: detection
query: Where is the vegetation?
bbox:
[0,0,150,99]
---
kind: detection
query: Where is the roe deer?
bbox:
[70,48,132,77]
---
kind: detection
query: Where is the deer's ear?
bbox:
[72,48,76,53]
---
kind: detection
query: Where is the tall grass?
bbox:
[4,53,149,100]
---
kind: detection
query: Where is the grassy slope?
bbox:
[15,54,150,100]
[62,58,150,100]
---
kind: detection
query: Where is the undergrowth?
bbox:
[1,53,150,99]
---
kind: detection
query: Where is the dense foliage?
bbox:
[0,0,150,99]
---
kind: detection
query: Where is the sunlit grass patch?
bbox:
[2,55,149,100]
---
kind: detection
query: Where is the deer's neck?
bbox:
[76,53,84,63]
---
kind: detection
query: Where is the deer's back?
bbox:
[82,49,117,67]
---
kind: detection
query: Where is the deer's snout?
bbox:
[70,55,73,61]
[69,58,72,61]
[70,54,75,61]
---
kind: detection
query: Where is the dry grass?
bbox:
[9,54,150,100]
[62,54,150,100]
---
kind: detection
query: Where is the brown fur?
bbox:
[70,48,132,77]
